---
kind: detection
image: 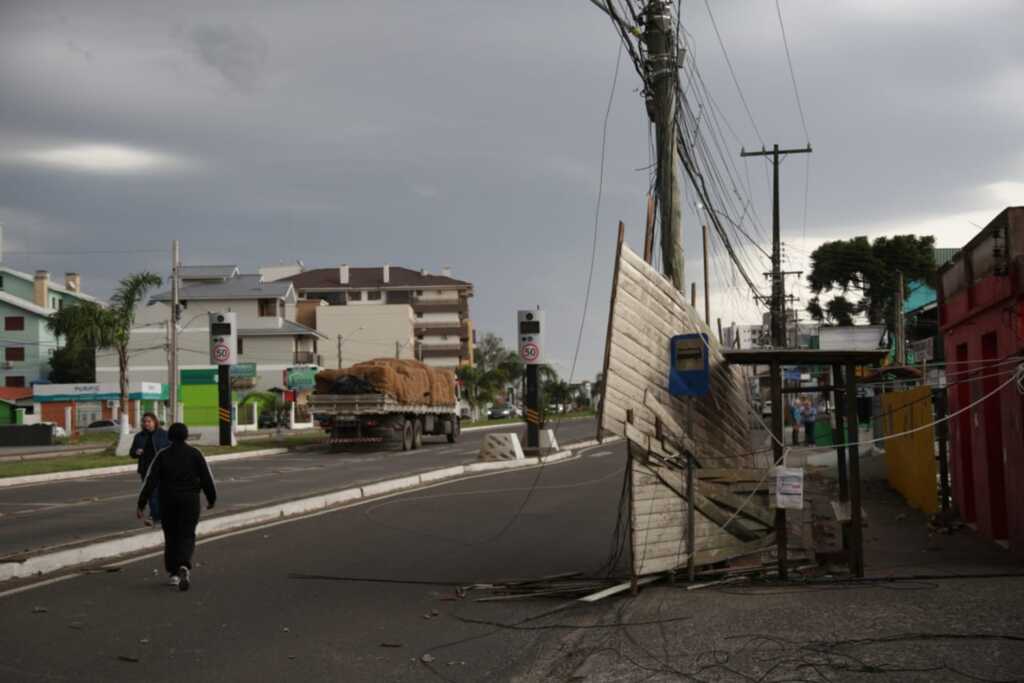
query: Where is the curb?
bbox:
[0,448,291,489]
[0,445,593,584]
[460,415,593,433]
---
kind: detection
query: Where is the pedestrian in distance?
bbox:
[790,399,803,446]
[137,423,217,591]
[130,412,169,527]
[801,398,818,446]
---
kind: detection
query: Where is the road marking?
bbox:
[588,450,613,458]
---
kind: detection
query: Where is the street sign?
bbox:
[285,367,316,390]
[517,309,544,366]
[208,312,237,366]
[668,333,710,397]
[230,363,257,378]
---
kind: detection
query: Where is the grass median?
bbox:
[0,431,327,479]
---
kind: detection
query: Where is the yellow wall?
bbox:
[881,386,938,513]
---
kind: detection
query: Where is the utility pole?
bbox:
[895,272,906,364]
[702,224,711,325]
[168,240,180,423]
[644,0,682,290]
[741,144,812,347]
[784,293,800,348]
[395,340,401,359]
[337,334,343,369]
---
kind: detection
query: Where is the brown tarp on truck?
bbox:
[314,359,457,407]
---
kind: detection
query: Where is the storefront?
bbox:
[31,382,168,434]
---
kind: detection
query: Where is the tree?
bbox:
[48,272,162,426]
[806,235,936,330]
[48,345,96,383]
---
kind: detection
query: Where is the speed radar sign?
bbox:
[517,309,544,365]
[520,342,539,363]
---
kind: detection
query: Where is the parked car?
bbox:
[258,412,281,429]
[85,420,119,432]
[43,423,66,439]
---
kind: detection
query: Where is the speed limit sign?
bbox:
[212,343,231,363]
[520,342,539,363]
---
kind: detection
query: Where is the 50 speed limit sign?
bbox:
[212,343,232,364]
[520,342,540,363]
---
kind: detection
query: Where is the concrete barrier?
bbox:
[479,433,525,461]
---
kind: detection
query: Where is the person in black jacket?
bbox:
[130,413,170,526]
[137,423,217,591]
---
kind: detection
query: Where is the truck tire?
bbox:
[412,418,423,450]
[447,417,460,443]
[401,419,413,451]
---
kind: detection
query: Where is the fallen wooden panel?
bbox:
[600,239,776,580]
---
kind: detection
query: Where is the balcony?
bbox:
[414,324,466,338]
[293,351,322,366]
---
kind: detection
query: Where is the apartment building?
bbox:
[276,264,474,368]
[0,267,96,387]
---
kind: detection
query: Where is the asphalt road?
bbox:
[0,439,629,682]
[0,418,598,560]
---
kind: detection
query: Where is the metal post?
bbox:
[526,364,539,451]
[218,365,231,447]
[770,359,787,579]
[934,387,951,513]
[169,240,180,423]
[337,335,343,369]
[845,362,864,577]
[831,363,849,503]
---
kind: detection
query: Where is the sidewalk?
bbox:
[515,438,1024,683]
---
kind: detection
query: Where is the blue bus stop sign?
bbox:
[668,333,710,397]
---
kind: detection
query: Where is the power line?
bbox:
[703,0,764,146]
[774,0,810,142]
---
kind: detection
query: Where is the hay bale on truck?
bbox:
[312,359,460,451]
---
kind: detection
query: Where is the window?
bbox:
[4,316,24,331]
[5,376,25,388]
[258,298,277,317]
[237,338,244,355]
[367,290,381,301]
[415,312,423,319]
[415,290,423,296]
[321,292,344,305]
[348,291,363,302]
[5,347,25,362]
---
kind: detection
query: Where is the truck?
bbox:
[309,362,461,451]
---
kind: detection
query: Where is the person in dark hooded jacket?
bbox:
[130,413,170,526]
[137,423,217,591]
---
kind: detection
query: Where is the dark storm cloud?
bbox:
[1,0,1022,379]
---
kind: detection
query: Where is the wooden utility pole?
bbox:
[702,224,711,325]
[644,0,682,290]
[741,144,812,347]
[395,340,401,359]
[168,240,180,423]
[643,193,656,264]
[690,282,696,307]
[337,335,343,369]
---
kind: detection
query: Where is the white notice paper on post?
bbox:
[775,466,804,510]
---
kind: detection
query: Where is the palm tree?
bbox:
[48,272,162,429]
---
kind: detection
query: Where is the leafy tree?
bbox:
[48,344,96,383]
[806,235,936,330]
[48,272,162,423]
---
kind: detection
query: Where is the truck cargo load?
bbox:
[314,359,456,407]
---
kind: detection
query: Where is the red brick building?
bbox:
[937,207,1024,552]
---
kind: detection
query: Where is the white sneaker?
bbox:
[177,566,191,592]
[168,575,180,587]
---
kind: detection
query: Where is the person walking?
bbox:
[130,412,169,526]
[137,423,217,591]
[801,398,818,446]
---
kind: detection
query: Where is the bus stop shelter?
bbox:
[723,349,888,577]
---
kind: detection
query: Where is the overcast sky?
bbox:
[1,0,1021,381]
